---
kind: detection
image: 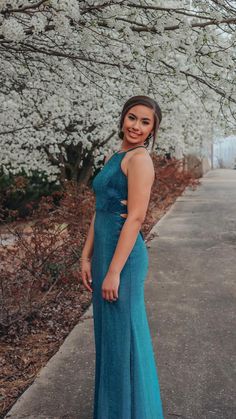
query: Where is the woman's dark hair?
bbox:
[118,95,162,150]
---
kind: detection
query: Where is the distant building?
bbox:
[213,136,236,169]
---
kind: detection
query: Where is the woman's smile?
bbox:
[128,130,141,137]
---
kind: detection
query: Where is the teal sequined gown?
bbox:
[91,145,164,419]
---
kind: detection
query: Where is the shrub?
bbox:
[0,180,94,333]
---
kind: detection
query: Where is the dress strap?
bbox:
[117,145,147,154]
[126,145,147,153]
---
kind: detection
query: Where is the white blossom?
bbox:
[0,0,235,181]
[1,18,26,42]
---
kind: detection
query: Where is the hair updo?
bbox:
[118,95,162,150]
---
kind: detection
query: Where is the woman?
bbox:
[80,96,164,419]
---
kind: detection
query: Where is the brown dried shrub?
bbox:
[143,154,200,238]
[0,181,94,333]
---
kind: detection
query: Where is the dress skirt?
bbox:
[91,209,164,419]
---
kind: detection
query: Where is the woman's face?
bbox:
[122,104,155,145]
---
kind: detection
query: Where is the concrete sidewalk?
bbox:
[5,169,236,419]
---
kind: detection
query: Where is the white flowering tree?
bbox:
[0,0,235,183]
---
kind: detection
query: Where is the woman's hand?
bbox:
[80,259,93,293]
[102,271,120,302]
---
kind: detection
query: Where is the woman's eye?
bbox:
[128,115,149,125]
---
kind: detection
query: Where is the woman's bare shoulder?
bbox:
[129,148,154,167]
[126,148,155,181]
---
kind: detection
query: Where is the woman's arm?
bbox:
[81,212,95,259]
[108,152,155,275]
[80,212,95,293]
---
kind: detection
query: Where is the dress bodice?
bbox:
[92,145,147,216]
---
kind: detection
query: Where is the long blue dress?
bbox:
[91,145,164,419]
